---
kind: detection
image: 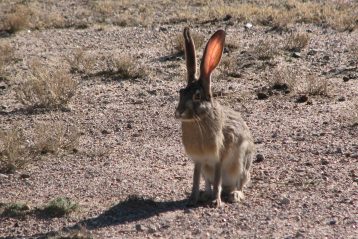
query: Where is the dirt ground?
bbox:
[0,1,357,239]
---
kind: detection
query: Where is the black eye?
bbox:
[193,91,201,101]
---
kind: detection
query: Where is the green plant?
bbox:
[1,202,30,217]
[42,197,78,217]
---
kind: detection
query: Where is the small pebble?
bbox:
[255,154,265,163]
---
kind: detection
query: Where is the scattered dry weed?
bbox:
[15,62,77,110]
[285,32,310,52]
[0,41,14,79]
[65,48,96,74]
[173,31,205,54]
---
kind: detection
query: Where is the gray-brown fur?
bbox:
[175,28,255,207]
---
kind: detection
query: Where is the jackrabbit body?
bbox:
[175,28,255,207]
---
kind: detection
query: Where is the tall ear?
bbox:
[183,27,196,84]
[200,30,226,99]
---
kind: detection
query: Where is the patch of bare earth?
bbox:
[0,1,357,238]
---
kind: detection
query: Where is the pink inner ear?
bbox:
[202,30,225,77]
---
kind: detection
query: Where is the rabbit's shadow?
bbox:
[81,195,188,230]
[26,195,190,239]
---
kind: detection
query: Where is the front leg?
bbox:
[187,162,201,206]
[212,161,223,207]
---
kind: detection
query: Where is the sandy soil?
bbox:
[0,2,357,239]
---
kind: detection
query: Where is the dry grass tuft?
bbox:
[32,122,80,155]
[47,227,94,239]
[0,41,15,79]
[285,32,310,52]
[0,202,31,217]
[267,66,297,93]
[253,39,279,61]
[173,31,205,54]
[106,55,147,80]
[304,75,329,96]
[15,62,77,110]
[1,4,32,33]
[65,48,96,74]
[0,128,29,173]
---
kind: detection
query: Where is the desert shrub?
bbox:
[268,66,297,93]
[106,55,147,79]
[253,39,279,61]
[0,128,29,173]
[32,122,80,155]
[41,197,78,217]
[47,227,94,239]
[1,202,30,217]
[305,75,329,96]
[65,48,95,74]
[1,4,31,33]
[15,62,77,110]
[285,32,309,52]
[0,42,14,79]
[173,31,205,54]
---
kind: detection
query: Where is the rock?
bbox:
[296,95,308,103]
[320,159,329,165]
[101,129,111,135]
[126,123,132,129]
[337,96,345,102]
[328,219,337,225]
[244,22,253,30]
[20,174,30,179]
[223,14,232,21]
[279,197,290,205]
[343,76,350,82]
[323,55,330,61]
[307,49,317,55]
[257,92,269,100]
[135,224,147,232]
[255,154,265,163]
[0,173,9,179]
[292,52,301,58]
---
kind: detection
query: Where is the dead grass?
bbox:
[173,31,205,54]
[0,121,80,173]
[0,41,15,79]
[65,48,96,74]
[32,122,80,155]
[0,127,29,174]
[1,4,31,33]
[285,32,310,52]
[304,75,330,96]
[106,55,147,80]
[267,66,297,93]
[253,39,279,61]
[15,62,77,110]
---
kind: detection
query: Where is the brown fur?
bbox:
[175,28,255,207]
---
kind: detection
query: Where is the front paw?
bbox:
[187,195,199,207]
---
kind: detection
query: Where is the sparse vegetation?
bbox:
[0,41,14,79]
[106,55,147,80]
[253,39,279,61]
[65,48,95,74]
[41,197,78,217]
[174,31,205,54]
[1,202,30,217]
[305,75,329,96]
[285,32,310,52]
[267,66,297,93]
[47,227,94,239]
[32,122,80,155]
[15,62,77,110]
[1,4,31,33]
[0,127,30,173]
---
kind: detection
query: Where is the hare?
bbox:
[175,28,255,207]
